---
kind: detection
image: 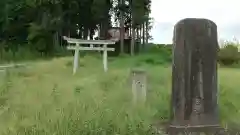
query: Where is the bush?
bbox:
[27,23,54,56]
[218,42,240,66]
[143,44,172,65]
[147,44,172,54]
[147,44,172,57]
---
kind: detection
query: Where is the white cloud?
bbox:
[150,0,240,43]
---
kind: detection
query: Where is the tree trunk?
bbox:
[90,28,94,40]
[129,13,132,37]
[146,20,149,44]
[0,41,5,60]
[120,0,125,54]
[83,27,88,39]
[67,19,71,37]
[53,32,59,50]
[140,24,142,44]
[142,22,145,48]
[59,28,63,47]
[129,26,132,37]
[136,26,139,42]
[100,22,105,39]
[131,26,135,56]
[99,23,103,39]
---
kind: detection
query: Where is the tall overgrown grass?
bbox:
[0,44,239,134]
[0,55,171,135]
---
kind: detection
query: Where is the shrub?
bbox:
[144,44,172,65]
[218,42,240,66]
[27,23,54,56]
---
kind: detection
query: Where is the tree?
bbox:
[0,0,152,57]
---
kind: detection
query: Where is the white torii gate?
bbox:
[63,36,116,74]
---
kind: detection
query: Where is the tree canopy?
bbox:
[0,0,153,56]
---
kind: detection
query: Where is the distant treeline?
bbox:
[0,0,152,58]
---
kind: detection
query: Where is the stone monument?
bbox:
[169,18,223,134]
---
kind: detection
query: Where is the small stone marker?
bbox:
[168,18,224,135]
[131,69,147,104]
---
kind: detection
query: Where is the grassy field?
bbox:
[0,53,239,135]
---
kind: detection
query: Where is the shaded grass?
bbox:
[0,54,239,134]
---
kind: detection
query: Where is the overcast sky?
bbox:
[150,0,240,44]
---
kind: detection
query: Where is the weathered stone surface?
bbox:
[131,69,147,104]
[170,18,220,127]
